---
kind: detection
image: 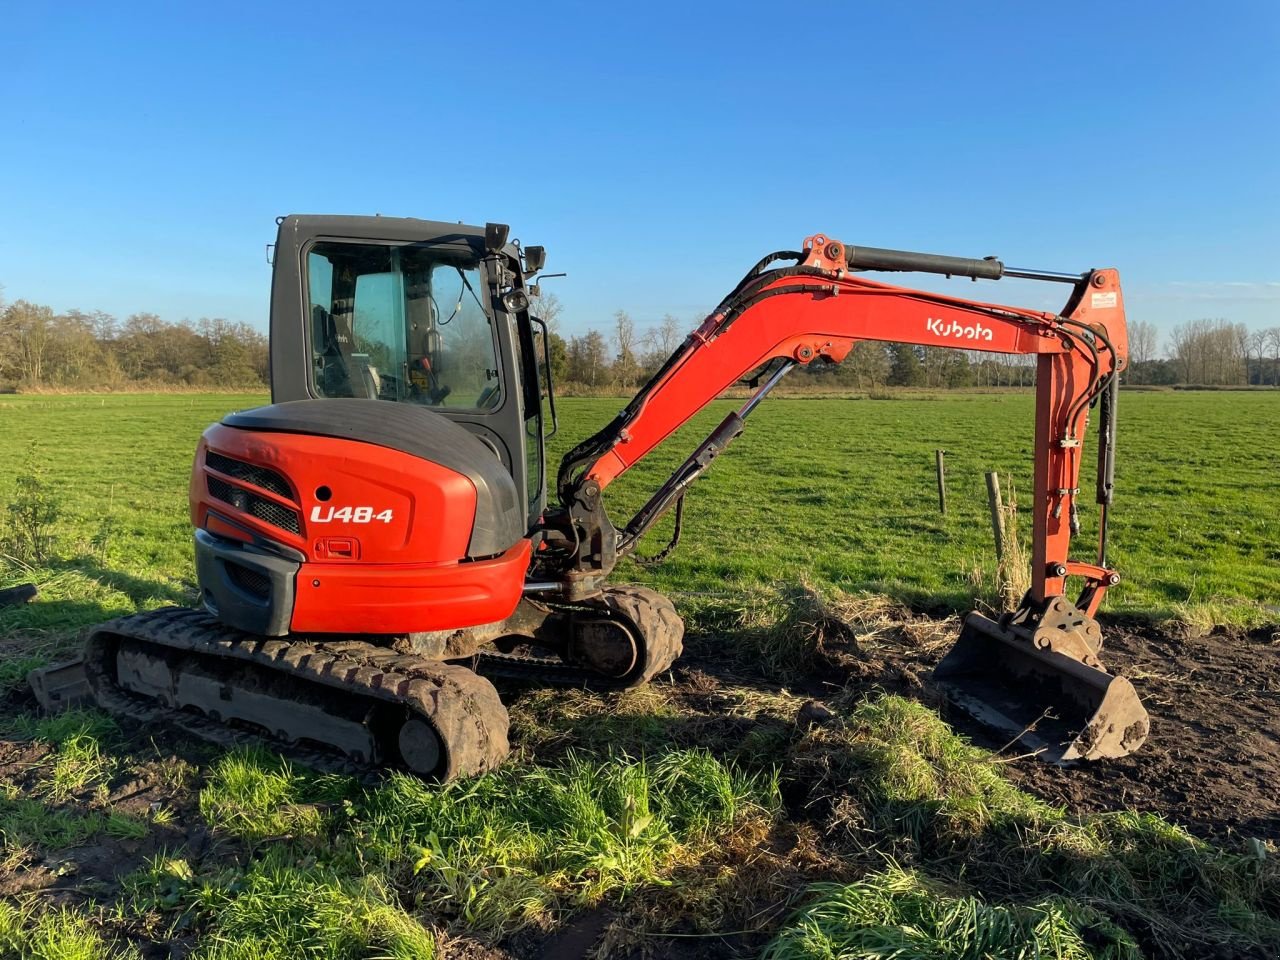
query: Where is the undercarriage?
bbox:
[81,586,683,779]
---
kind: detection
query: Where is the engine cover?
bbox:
[188,399,529,636]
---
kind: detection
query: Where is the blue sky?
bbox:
[1,1,1276,342]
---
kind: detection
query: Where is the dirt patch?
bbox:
[0,741,207,904]
[996,622,1280,842]
[510,604,1279,845]
[1,601,1275,958]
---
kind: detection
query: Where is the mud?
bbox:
[995,621,1280,842]
[0,606,1274,958]
[0,745,203,905]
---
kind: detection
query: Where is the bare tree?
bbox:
[1247,330,1268,385]
[1235,324,1251,386]
[636,313,687,379]
[1267,327,1280,387]
[1167,318,1248,385]
[567,329,609,386]
[844,341,891,387]
[613,310,638,388]
[653,314,685,356]
[0,294,267,389]
[1127,320,1158,384]
[532,290,563,333]
[0,301,55,386]
[1166,325,1192,383]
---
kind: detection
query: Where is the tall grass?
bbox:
[191,851,436,960]
[356,748,779,932]
[186,746,779,937]
[994,474,1029,611]
[197,748,355,842]
[0,900,138,960]
[763,865,1140,960]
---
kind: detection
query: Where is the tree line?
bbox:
[2,285,1274,393]
[0,295,268,390]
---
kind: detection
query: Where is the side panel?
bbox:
[219,399,523,558]
[189,419,532,635]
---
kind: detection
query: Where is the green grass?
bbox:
[197,748,355,843]
[175,850,437,960]
[545,392,1280,625]
[0,792,107,852]
[39,731,116,802]
[790,694,1280,955]
[0,656,46,699]
[0,900,138,960]
[763,865,1140,960]
[0,394,265,637]
[189,745,778,936]
[4,709,120,746]
[0,709,151,860]
[2,710,122,804]
[1,391,1275,635]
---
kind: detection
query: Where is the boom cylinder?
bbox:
[844,244,1004,280]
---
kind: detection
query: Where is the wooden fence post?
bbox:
[935,449,947,515]
[985,471,1005,561]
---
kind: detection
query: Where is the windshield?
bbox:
[306,241,502,410]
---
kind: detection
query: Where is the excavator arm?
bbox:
[543,233,1147,762]
[553,233,1125,599]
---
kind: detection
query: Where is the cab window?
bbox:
[306,241,502,410]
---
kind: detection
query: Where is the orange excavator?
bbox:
[49,216,1148,778]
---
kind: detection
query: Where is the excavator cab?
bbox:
[268,215,552,530]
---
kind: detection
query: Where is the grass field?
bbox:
[0,390,1276,629]
[0,391,1277,959]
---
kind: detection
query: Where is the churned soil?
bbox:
[0,600,1274,958]
[995,620,1280,842]
[730,605,1280,843]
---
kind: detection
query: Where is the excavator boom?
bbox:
[547,233,1147,762]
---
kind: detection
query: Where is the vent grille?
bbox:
[207,475,302,535]
[205,451,293,500]
[226,562,271,598]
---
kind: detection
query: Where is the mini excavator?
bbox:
[55,215,1149,778]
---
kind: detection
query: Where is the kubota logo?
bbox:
[926,317,993,342]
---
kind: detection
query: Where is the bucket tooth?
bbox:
[933,610,1148,764]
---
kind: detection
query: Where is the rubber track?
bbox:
[477,585,685,689]
[84,607,509,781]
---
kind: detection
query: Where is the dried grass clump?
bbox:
[995,476,1030,612]
[687,581,954,676]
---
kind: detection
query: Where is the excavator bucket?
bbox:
[933,612,1149,763]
